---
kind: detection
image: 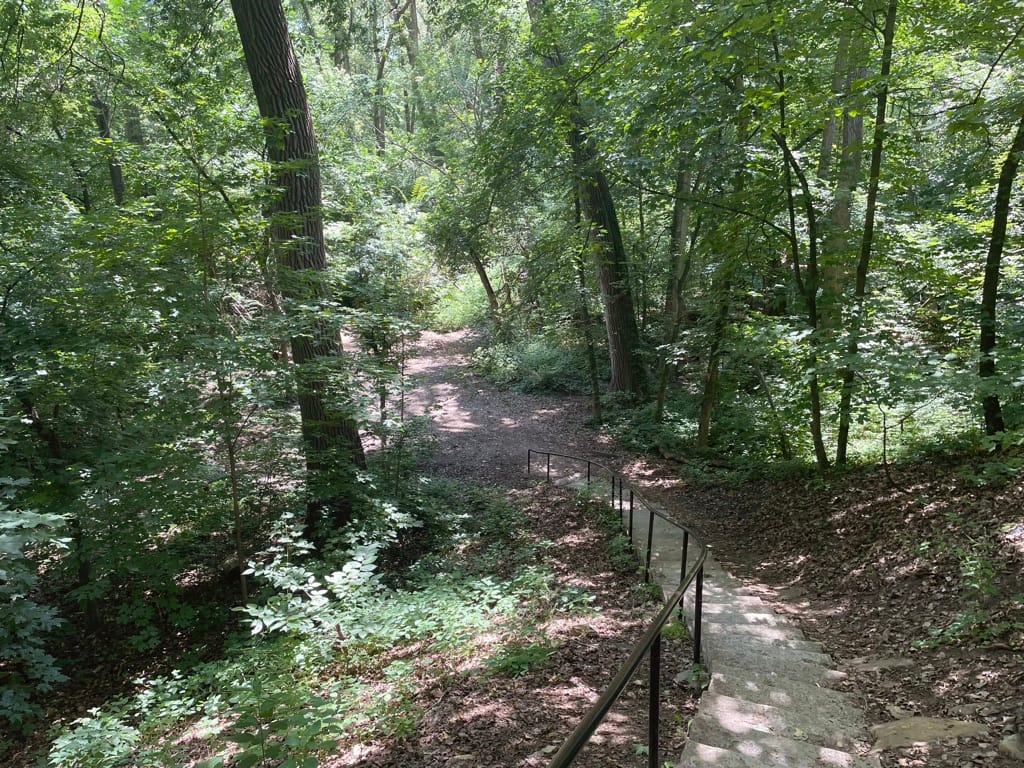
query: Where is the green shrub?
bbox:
[472,339,591,393]
[431,274,489,331]
[0,493,66,731]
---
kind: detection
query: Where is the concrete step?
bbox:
[706,644,847,687]
[689,690,868,749]
[687,605,794,627]
[708,634,832,665]
[678,739,880,768]
[682,594,772,611]
[700,621,811,644]
[709,665,860,712]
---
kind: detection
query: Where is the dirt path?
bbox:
[403,330,623,487]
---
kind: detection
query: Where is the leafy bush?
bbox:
[472,339,591,393]
[431,273,489,331]
[0,488,67,731]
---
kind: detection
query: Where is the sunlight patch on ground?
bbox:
[999,520,1024,556]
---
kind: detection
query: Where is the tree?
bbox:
[979,112,1024,436]
[525,0,646,396]
[230,0,366,537]
[835,0,898,464]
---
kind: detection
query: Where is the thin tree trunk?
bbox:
[526,0,645,396]
[697,75,747,446]
[835,0,897,464]
[575,240,602,422]
[774,34,830,472]
[230,0,366,538]
[696,265,734,449]
[90,90,125,206]
[470,250,501,326]
[656,165,698,422]
[979,113,1024,436]
[403,0,419,134]
[776,131,831,472]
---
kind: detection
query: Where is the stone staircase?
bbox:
[641,506,880,768]
[544,457,879,767]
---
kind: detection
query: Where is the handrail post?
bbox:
[528,449,532,477]
[628,493,634,543]
[644,507,655,584]
[693,565,704,666]
[587,460,591,485]
[546,452,551,482]
[610,475,615,508]
[679,531,689,619]
[618,479,623,513]
[648,631,661,768]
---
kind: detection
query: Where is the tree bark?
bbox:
[90,90,126,206]
[230,0,366,537]
[696,265,733,449]
[656,164,699,421]
[567,117,646,396]
[979,113,1024,436]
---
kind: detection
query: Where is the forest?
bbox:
[2,0,1023,766]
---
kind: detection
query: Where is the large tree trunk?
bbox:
[979,113,1024,436]
[230,0,365,537]
[835,0,897,464]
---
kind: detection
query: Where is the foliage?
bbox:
[472,339,593,393]
[431,272,491,331]
[0,479,66,730]
[42,479,588,766]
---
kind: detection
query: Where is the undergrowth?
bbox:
[41,480,590,768]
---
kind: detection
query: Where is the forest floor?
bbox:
[12,330,1023,767]
[402,330,1024,768]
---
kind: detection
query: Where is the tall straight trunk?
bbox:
[575,199,602,421]
[696,265,734,449]
[527,0,645,396]
[663,166,694,338]
[403,0,419,134]
[333,7,354,73]
[979,114,1024,436]
[817,30,851,179]
[820,72,865,330]
[231,0,365,537]
[835,0,897,464]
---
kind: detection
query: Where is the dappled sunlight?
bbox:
[1000,520,1024,556]
[734,740,861,766]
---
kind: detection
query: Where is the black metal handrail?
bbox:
[527,449,708,768]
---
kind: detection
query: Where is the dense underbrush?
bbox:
[13,481,604,767]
